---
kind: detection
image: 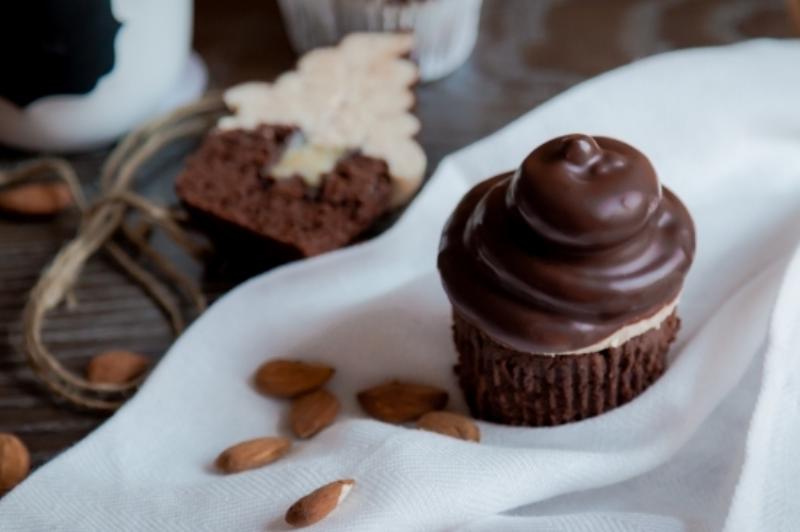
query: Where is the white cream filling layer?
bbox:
[540,294,681,356]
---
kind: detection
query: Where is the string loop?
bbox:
[0,93,227,411]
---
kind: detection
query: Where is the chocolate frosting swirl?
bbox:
[438,134,695,353]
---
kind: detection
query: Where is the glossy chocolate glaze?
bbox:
[438,134,695,353]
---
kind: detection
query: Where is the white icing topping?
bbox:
[341,33,415,63]
[542,295,681,356]
[219,33,425,207]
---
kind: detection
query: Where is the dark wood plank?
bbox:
[0,0,793,469]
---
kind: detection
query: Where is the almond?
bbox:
[357,380,449,423]
[0,433,30,494]
[254,359,334,398]
[285,479,355,528]
[0,182,73,216]
[86,350,150,384]
[417,411,480,442]
[290,389,340,439]
[215,436,291,474]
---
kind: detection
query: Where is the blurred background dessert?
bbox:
[277,0,483,81]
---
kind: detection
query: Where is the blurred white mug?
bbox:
[0,0,199,152]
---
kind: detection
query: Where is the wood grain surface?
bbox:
[0,0,794,469]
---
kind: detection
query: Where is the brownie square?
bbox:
[176,125,393,261]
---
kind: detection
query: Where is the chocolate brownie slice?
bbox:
[175,125,393,260]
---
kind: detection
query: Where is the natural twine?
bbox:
[0,93,228,411]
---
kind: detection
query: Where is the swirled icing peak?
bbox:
[511,134,661,249]
[438,134,695,353]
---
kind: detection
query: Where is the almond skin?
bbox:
[215,436,291,474]
[0,182,73,216]
[86,350,150,385]
[417,411,480,442]
[285,479,355,528]
[254,359,335,398]
[357,380,449,423]
[0,433,30,494]
[290,389,340,439]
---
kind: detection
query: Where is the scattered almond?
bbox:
[86,350,150,385]
[215,436,291,474]
[0,182,73,216]
[417,411,480,442]
[285,479,355,528]
[0,433,30,494]
[290,389,340,439]
[254,359,334,398]
[357,380,449,423]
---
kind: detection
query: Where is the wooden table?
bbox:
[0,0,793,469]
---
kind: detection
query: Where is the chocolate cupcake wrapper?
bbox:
[277,0,483,81]
[453,311,679,427]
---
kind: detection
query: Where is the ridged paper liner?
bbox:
[453,311,679,426]
[277,0,483,81]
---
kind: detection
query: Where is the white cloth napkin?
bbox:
[3,39,800,532]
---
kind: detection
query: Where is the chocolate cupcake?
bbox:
[277,0,483,81]
[437,134,695,426]
[176,33,425,262]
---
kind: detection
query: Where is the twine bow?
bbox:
[0,93,228,411]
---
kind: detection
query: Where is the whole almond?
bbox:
[254,359,334,398]
[357,380,449,423]
[0,182,73,216]
[87,350,150,384]
[290,389,340,439]
[215,436,291,474]
[285,479,355,528]
[0,433,30,494]
[417,411,480,442]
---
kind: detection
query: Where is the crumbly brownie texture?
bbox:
[453,310,680,426]
[175,125,393,258]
